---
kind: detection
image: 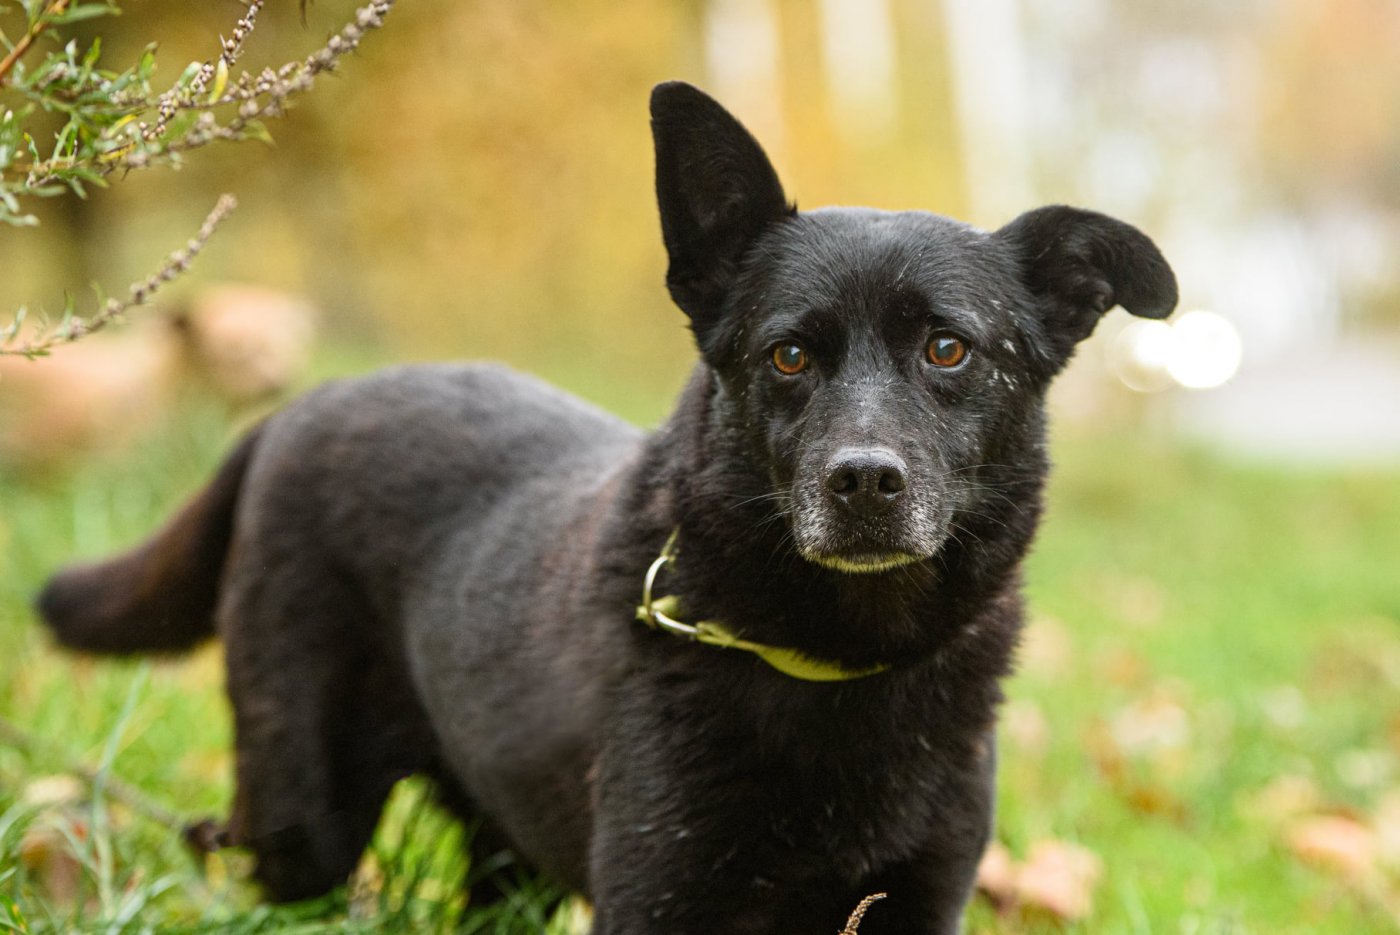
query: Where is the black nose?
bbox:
[824,448,908,518]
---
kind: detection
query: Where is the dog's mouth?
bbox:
[800,550,925,575]
[792,516,949,574]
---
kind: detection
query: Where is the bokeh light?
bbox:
[1166,309,1244,390]
[1112,310,1243,392]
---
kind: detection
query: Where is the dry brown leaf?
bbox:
[1087,688,1196,819]
[1015,840,1103,922]
[975,840,1018,908]
[1287,815,1377,880]
[1122,782,1191,822]
[183,284,318,401]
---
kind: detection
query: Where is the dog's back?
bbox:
[40,362,637,652]
[222,361,640,618]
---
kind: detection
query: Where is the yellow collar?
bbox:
[634,530,891,682]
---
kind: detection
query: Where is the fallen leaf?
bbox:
[975,841,1017,908]
[1015,840,1103,921]
[1287,815,1377,880]
[1122,781,1191,823]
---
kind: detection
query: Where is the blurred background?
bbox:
[2,1,1399,932]
[6,0,1400,449]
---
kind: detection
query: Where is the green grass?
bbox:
[2,377,1399,933]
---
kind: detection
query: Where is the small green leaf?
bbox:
[241,120,273,145]
[0,307,27,343]
[85,35,102,63]
[175,59,201,85]
[208,58,228,103]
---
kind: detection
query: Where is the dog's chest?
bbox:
[636,659,992,886]
[764,687,983,872]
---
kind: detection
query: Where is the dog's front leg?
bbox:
[848,848,986,935]
[849,739,998,935]
[588,841,851,935]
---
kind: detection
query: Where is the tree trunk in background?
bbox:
[938,0,1034,227]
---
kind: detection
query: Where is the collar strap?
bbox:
[634,530,890,682]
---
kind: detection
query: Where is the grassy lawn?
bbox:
[2,370,1398,933]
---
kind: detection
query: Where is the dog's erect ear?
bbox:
[651,81,793,333]
[996,205,1178,367]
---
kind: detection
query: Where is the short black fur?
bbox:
[37,81,1177,933]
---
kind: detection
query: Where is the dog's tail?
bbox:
[36,425,263,654]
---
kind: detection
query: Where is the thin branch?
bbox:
[144,0,265,141]
[0,0,72,87]
[0,193,237,357]
[840,893,887,934]
[148,0,395,160]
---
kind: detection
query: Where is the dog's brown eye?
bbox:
[772,343,808,375]
[926,334,969,368]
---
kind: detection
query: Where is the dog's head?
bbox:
[651,82,1177,574]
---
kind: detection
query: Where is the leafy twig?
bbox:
[9,0,395,189]
[144,0,264,141]
[0,0,73,87]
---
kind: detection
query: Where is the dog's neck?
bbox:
[628,364,1041,672]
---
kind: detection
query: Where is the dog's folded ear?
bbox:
[996,205,1178,369]
[651,81,794,336]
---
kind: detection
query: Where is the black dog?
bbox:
[39,82,1176,933]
